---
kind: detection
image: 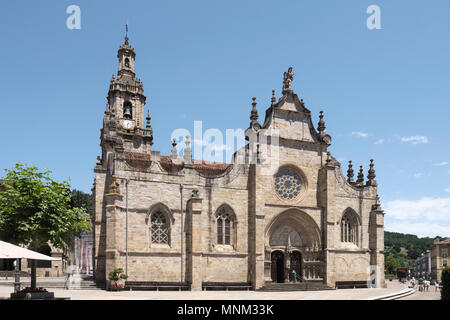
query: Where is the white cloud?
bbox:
[433,162,449,167]
[374,139,385,145]
[386,222,450,238]
[413,172,430,179]
[445,188,450,193]
[400,135,428,144]
[384,197,450,222]
[351,131,369,138]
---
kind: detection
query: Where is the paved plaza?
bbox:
[0,279,417,300]
[397,287,441,300]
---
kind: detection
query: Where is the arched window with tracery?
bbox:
[216,205,236,246]
[340,209,359,245]
[150,211,170,245]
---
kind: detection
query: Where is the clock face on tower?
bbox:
[122,119,134,130]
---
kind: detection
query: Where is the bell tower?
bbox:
[106,25,147,129]
[99,26,153,163]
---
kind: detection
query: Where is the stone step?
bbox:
[0,281,99,290]
[258,282,334,292]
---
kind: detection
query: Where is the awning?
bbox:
[0,240,59,261]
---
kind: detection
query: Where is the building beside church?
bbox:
[431,238,449,282]
[92,33,385,290]
[411,250,431,280]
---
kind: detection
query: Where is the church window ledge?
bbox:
[212,244,236,253]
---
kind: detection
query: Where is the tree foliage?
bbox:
[442,267,450,300]
[71,189,93,219]
[108,268,128,285]
[0,163,91,251]
[384,231,444,273]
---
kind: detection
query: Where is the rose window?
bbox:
[275,169,302,200]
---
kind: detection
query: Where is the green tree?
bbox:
[0,163,91,289]
[71,189,93,218]
[441,267,450,300]
[385,253,398,275]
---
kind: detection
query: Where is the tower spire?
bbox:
[117,26,136,77]
[125,23,129,45]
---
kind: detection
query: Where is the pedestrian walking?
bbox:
[410,277,415,288]
[435,281,440,292]
[292,270,297,283]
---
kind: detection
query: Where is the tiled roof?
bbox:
[160,155,183,172]
[124,152,151,169]
[159,155,231,175]
[434,238,450,245]
[193,160,231,175]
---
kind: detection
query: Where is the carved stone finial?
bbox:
[96,155,102,166]
[318,111,326,135]
[347,160,355,183]
[109,175,119,194]
[171,138,178,159]
[282,67,294,95]
[183,135,192,164]
[249,97,261,131]
[146,110,151,129]
[372,194,382,211]
[367,159,377,186]
[250,97,258,121]
[356,166,365,185]
[271,90,276,106]
[191,189,199,198]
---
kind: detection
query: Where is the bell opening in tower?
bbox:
[123,101,132,120]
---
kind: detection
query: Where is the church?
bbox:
[92,33,385,291]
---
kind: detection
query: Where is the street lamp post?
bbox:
[180,184,183,283]
[13,258,20,293]
[125,179,129,277]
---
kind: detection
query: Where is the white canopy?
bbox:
[0,240,59,261]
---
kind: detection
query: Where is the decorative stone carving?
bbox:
[282,67,294,94]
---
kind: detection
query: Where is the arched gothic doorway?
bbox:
[271,251,284,283]
[265,209,322,284]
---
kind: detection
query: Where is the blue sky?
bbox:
[0,1,449,237]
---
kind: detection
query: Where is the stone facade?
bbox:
[92,35,385,290]
[411,250,431,279]
[431,238,450,282]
